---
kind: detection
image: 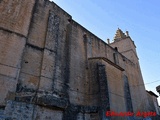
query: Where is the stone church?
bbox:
[0,0,159,119]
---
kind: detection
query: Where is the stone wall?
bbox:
[0,0,153,120]
[0,0,36,106]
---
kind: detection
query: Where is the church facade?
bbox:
[0,0,159,119]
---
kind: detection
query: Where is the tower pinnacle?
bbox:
[114,28,128,41]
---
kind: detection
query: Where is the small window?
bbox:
[115,47,118,51]
[113,53,119,64]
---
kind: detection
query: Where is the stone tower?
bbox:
[110,28,149,112]
[110,28,138,64]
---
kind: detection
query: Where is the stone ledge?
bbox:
[36,94,68,109]
[89,57,125,71]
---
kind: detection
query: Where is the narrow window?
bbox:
[113,53,119,64]
[124,75,133,112]
[115,47,118,51]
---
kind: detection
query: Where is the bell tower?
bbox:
[110,28,149,112]
[109,28,138,64]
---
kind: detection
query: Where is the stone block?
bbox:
[76,113,92,120]
[77,113,85,120]
[88,95,99,106]
[90,113,100,120]
[4,101,34,120]
[34,106,63,120]
[0,75,17,105]
[53,80,66,92]
[0,30,26,68]
[41,49,55,79]
[27,0,51,48]
[69,90,89,106]
[0,64,19,79]
[0,0,35,36]
[20,46,42,76]
[36,94,68,108]
[39,77,53,91]
[18,72,40,91]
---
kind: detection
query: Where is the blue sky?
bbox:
[50,0,160,103]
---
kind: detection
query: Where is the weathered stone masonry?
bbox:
[0,0,158,120]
